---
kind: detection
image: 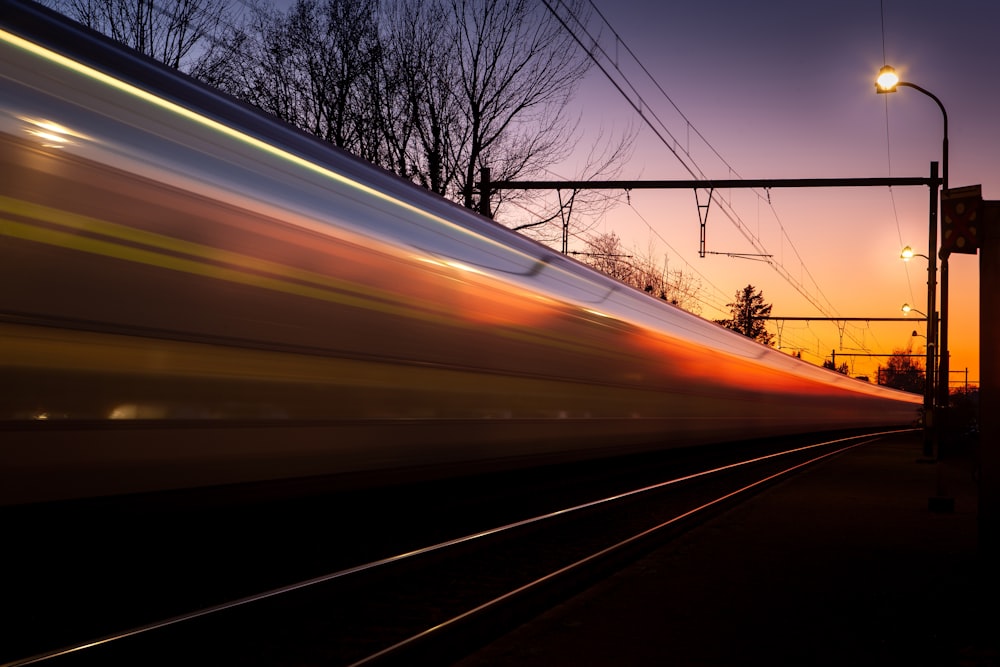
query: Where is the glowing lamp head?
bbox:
[876,65,899,93]
[900,245,915,261]
[901,303,913,315]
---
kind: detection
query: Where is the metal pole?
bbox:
[876,78,948,456]
[478,167,492,218]
[897,81,948,190]
[917,81,950,451]
[924,161,939,458]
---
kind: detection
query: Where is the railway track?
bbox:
[2,430,905,667]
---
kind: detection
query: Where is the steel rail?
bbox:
[347,434,895,666]
[3,429,914,667]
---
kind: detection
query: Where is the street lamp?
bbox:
[900,247,935,414]
[901,302,935,442]
[875,66,949,190]
[878,65,949,454]
[900,245,928,262]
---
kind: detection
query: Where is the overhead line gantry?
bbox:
[478,170,937,257]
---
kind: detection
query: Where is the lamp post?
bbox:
[876,67,948,189]
[902,298,936,454]
[900,247,936,426]
[878,66,949,455]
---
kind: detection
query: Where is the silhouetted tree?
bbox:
[577,233,703,314]
[379,0,462,192]
[199,0,383,162]
[715,284,774,346]
[48,0,230,70]
[878,350,924,394]
[52,0,634,243]
[185,0,631,220]
[448,0,591,212]
[823,359,849,374]
[577,232,634,284]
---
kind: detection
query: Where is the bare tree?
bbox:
[68,0,632,230]
[379,0,464,191]
[663,266,703,315]
[447,0,592,212]
[576,232,634,284]
[627,239,701,314]
[49,0,229,70]
[501,124,636,247]
[195,0,383,165]
[380,0,635,212]
[577,233,703,315]
[878,350,925,394]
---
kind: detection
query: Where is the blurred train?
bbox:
[0,1,920,506]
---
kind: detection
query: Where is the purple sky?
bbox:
[545,0,999,383]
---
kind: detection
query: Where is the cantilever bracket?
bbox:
[703,251,773,261]
[558,189,577,255]
[695,188,714,258]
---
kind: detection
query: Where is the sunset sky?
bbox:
[541,0,998,385]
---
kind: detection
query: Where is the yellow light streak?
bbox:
[0,29,525,262]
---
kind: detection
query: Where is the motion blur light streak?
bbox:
[0,2,920,506]
[0,27,532,263]
[1,194,423,320]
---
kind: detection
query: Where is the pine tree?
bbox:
[715,284,774,346]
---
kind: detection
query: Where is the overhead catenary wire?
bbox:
[131,0,875,359]
[879,0,917,308]
[542,0,880,359]
[43,0,924,384]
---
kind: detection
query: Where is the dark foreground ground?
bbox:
[455,430,999,667]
